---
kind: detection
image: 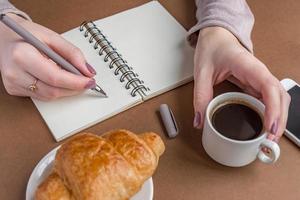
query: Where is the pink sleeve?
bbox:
[188,0,254,52]
[0,0,31,20]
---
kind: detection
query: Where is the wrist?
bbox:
[199,27,238,42]
[197,26,245,55]
[199,26,226,37]
[199,26,251,55]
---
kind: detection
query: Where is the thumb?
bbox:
[45,31,96,77]
[193,68,214,129]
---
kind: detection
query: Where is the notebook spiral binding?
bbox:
[79,21,150,99]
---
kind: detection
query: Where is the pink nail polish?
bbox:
[85,79,96,89]
[271,120,278,135]
[86,62,96,75]
[193,112,201,128]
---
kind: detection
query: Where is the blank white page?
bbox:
[92,1,194,100]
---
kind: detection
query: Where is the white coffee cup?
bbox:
[202,92,280,167]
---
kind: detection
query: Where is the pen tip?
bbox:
[99,93,108,98]
[92,85,108,98]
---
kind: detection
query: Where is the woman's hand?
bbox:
[193,27,290,142]
[0,13,97,101]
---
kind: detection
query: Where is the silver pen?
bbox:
[0,14,107,97]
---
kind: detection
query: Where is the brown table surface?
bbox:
[1,0,300,199]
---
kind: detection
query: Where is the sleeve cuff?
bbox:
[187,0,254,53]
[187,21,253,53]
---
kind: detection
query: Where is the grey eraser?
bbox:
[159,104,179,138]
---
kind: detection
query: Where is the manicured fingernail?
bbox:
[86,62,96,75]
[85,79,96,89]
[193,112,201,128]
[271,119,278,135]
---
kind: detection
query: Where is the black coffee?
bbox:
[211,102,263,141]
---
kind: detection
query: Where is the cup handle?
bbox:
[257,139,280,164]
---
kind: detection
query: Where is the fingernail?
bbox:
[85,79,96,89]
[270,119,278,135]
[86,62,96,75]
[193,112,201,128]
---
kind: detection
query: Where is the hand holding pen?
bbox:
[0,13,107,100]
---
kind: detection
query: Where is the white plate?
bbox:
[26,146,153,200]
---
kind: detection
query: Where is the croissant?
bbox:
[35,130,165,200]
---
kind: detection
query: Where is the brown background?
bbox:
[1,0,300,199]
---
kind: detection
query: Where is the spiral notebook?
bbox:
[32,1,194,141]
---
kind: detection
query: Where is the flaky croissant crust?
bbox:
[35,130,165,200]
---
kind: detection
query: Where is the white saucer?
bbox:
[26,146,153,200]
